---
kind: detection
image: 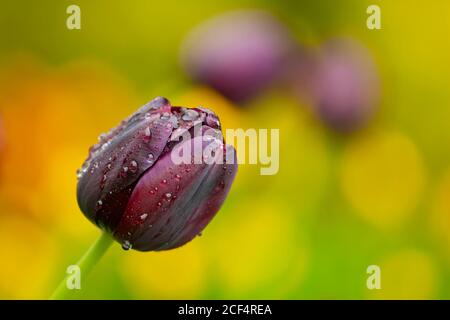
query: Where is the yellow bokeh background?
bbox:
[0,0,449,299]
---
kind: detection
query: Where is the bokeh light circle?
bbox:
[430,167,450,259]
[0,216,57,299]
[369,249,437,299]
[211,200,308,297]
[122,241,206,299]
[340,131,426,229]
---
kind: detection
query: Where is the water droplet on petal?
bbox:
[144,127,151,137]
[182,109,199,121]
[145,113,161,122]
[140,213,148,220]
[146,153,154,164]
[122,240,132,251]
[160,112,170,120]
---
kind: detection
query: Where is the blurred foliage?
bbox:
[0,0,449,299]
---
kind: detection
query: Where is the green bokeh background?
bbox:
[0,0,449,299]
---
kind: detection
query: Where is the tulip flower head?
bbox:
[309,38,380,132]
[76,97,237,251]
[180,10,296,104]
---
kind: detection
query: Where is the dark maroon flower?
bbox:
[309,38,380,132]
[76,97,237,251]
[180,10,296,104]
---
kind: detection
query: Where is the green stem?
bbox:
[50,231,114,300]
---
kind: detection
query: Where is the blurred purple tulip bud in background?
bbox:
[286,38,380,132]
[180,10,296,104]
[77,97,237,251]
[291,38,380,132]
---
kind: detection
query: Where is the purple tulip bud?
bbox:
[77,97,237,251]
[292,38,380,132]
[180,10,295,104]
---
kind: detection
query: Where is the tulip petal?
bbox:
[77,97,174,232]
[163,144,237,250]
[114,134,237,251]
